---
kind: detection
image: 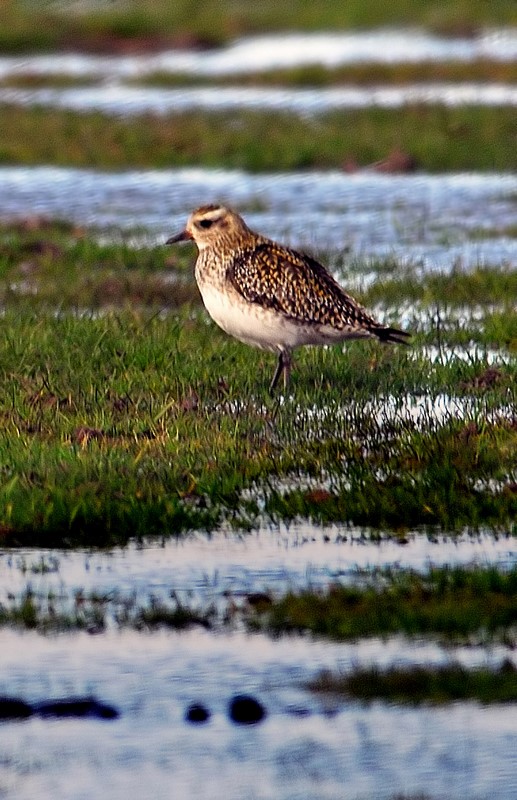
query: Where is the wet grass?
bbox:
[4,565,517,652]
[1,221,515,347]
[0,586,214,633]
[0,312,514,544]
[2,0,516,54]
[250,566,517,644]
[0,222,514,544]
[308,660,517,704]
[127,60,517,88]
[363,264,517,313]
[5,60,517,90]
[0,219,197,310]
[1,104,517,172]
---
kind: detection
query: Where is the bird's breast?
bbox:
[196,282,313,352]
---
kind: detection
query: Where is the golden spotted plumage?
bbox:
[167,204,410,391]
[228,241,379,331]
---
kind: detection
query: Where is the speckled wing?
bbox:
[227,241,378,333]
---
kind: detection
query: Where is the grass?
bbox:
[4,565,517,653]
[2,0,516,54]
[1,104,517,172]
[249,566,517,644]
[5,60,517,90]
[0,586,214,633]
[125,60,517,88]
[363,264,517,312]
[0,219,198,310]
[1,221,516,345]
[0,222,514,544]
[0,304,514,543]
[308,660,517,704]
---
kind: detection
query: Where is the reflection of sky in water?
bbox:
[1,29,517,77]
[1,531,517,799]
[1,627,516,800]
[2,528,516,607]
[1,166,516,267]
[2,83,517,114]
[0,631,517,800]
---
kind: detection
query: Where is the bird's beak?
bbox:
[166,229,192,245]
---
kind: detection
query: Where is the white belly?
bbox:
[198,284,305,351]
[198,283,369,351]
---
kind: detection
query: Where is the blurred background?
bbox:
[1,0,516,266]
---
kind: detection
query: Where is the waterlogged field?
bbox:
[0,207,516,798]
[1,4,517,799]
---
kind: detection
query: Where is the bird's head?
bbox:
[166,205,254,251]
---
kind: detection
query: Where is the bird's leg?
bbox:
[269,349,292,395]
[282,350,292,391]
[269,353,284,394]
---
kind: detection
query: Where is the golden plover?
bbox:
[167,204,410,392]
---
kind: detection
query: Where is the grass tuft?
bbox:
[309,660,517,704]
[1,105,516,172]
[249,566,517,643]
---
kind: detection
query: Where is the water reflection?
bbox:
[1,529,515,616]
[0,29,516,79]
[1,626,516,800]
[2,83,517,115]
[1,166,516,264]
[1,530,516,797]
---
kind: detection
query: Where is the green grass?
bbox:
[5,59,517,90]
[0,586,214,633]
[2,0,516,53]
[125,60,517,88]
[2,222,516,328]
[363,264,517,312]
[250,566,517,643]
[0,219,198,309]
[0,223,514,544]
[309,661,517,704]
[0,310,514,545]
[1,104,517,172]
[5,565,517,654]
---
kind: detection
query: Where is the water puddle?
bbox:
[1,29,516,79]
[3,82,517,116]
[0,628,516,800]
[1,166,516,264]
[2,26,516,800]
[1,529,515,621]
[1,529,517,799]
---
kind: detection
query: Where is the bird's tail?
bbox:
[374,326,411,345]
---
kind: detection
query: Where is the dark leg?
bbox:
[269,350,292,394]
[282,350,292,390]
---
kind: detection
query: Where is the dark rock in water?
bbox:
[0,697,33,720]
[0,696,119,721]
[185,703,211,724]
[228,694,266,725]
[34,697,119,720]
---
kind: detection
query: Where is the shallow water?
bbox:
[2,528,516,609]
[1,29,516,79]
[1,530,517,800]
[1,166,516,265]
[2,628,517,800]
[3,82,517,115]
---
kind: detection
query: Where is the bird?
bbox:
[167,204,410,393]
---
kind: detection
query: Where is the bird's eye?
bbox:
[198,219,214,229]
